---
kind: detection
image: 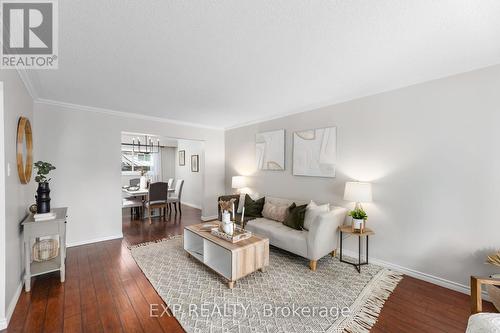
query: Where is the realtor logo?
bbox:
[1,0,58,68]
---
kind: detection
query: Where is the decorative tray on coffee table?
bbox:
[210,224,252,243]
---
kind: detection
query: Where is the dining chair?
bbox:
[167,178,174,189]
[145,182,169,224]
[122,198,143,219]
[167,179,184,216]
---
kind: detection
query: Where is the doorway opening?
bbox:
[120,132,205,245]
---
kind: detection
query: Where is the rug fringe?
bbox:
[128,235,183,249]
[342,270,403,333]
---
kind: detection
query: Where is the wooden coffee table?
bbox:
[184,223,269,288]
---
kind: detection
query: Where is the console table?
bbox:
[22,207,68,292]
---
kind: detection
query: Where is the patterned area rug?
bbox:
[130,236,402,333]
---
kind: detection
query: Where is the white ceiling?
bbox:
[27,0,500,129]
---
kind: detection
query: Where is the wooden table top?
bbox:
[185,222,268,252]
[122,188,174,195]
[339,225,375,236]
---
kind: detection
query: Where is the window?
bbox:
[121,145,152,174]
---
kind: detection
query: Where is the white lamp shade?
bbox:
[231,176,246,189]
[344,182,372,203]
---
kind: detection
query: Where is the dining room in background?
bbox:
[121,133,206,221]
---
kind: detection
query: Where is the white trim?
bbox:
[16,69,38,99]
[181,202,202,210]
[340,249,490,301]
[201,215,218,221]
[35,99,224,130]
[0,281,22,329]
[6,282,22,324]
[66,234,123,248]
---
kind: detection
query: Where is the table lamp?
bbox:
[231,176,246,194]
[344,181,372,231]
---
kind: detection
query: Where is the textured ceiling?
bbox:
[27,0,500,128]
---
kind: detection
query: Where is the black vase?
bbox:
[36,182,51,214]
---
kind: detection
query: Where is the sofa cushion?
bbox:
[246,218,308,257]
[303,200,330,231]
[244,194,265,217]
[466,313,500,333]
[262,201,289,222]
[283,203,307,230]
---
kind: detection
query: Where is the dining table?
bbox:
[122,187,175,196]
[122,187,175,219]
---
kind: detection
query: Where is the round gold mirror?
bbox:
[17,117,33,184]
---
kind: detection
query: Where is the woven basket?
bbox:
[32,239,59,262]
[486,274,500,311]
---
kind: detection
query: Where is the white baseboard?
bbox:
[340,249,490,300]
[0,318,6,330]
[181,202,202,210]
[0,281,23,329]
[66,234,123,247]
[201,215,218,221]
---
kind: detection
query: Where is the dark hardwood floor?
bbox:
[4,204,496,332]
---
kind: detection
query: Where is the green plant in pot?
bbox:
[34,161,56,214]
[486,252,500,311]
[348,207,367,232]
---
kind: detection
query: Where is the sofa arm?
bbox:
[307,207,347,261]
[471,276,500,314]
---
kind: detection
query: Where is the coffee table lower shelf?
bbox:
[184,223,269,288]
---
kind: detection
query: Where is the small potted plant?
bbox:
[33,161,56,214]
[348,207,367,232]
[486,251,500,311]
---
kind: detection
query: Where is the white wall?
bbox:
[0,82,5,329]
[34,101,225,246]
[161,147,176,182]
[0,72,35,329]
[225,64,500,292]
[175,139,204,209]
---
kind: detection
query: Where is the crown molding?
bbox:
[16,69,38,100]
[34,98,224,130]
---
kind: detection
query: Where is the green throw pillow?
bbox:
[244,194,265,217]
[283,203,307,230]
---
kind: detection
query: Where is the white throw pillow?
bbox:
[303,200,330,230]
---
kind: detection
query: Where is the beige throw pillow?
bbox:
[303,200,330,230]
[262,202,289,222]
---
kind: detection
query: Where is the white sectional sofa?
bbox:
[243,196,347,271]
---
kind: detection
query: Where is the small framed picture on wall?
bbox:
[191,155,199,172]
[179,150,185,166]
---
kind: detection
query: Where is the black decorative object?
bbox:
[36,182,51,214]
[33,161,56,215]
